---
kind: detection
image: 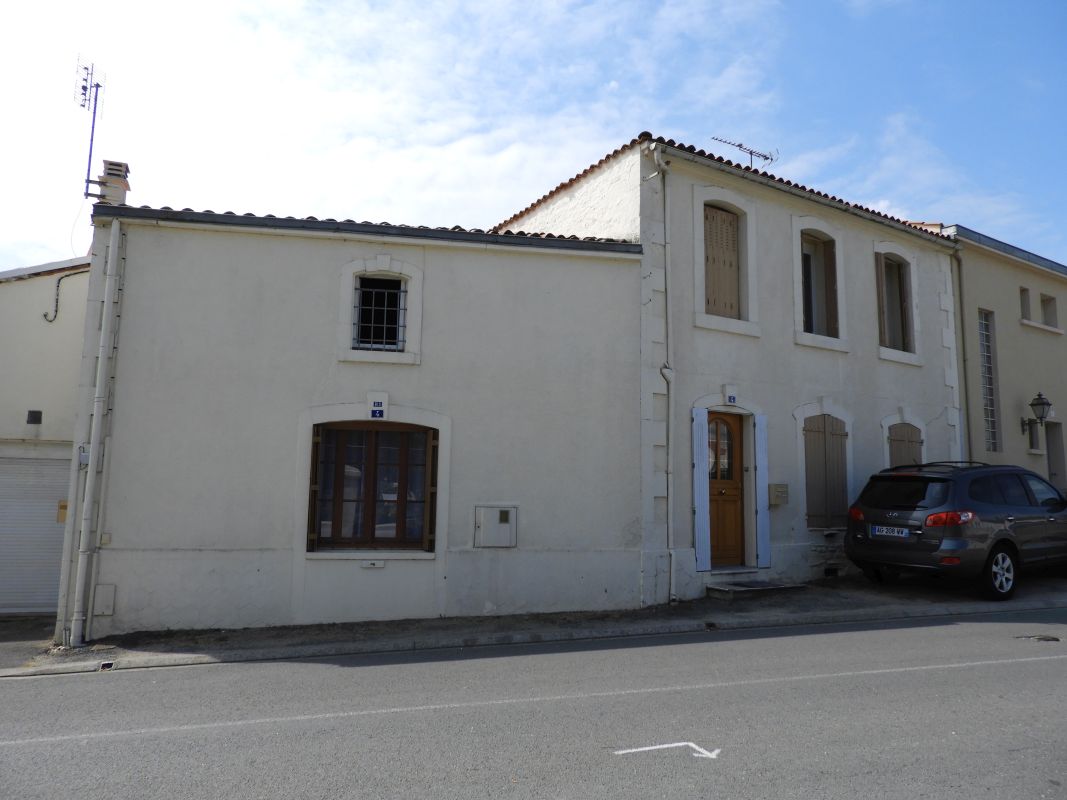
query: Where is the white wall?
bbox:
[0,261,88,457]
[74,222,643,636]
[502,147,641,242]
[657,157,960,590]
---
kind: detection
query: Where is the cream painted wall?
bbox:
[73,221,643,636]
[956,241,1067,487]
[656,156,961,590]
[0,263,88,457]
[502,147,641,242]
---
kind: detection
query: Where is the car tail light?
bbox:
[848,506,864,522]
[924,510,976,527]
[940,557,962,565]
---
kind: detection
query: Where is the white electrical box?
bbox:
[474,505,518,548]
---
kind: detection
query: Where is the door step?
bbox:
[706,581,805,602]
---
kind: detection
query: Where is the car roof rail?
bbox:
[881,460,990,473]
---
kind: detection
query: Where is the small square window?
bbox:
[354,277,407,351]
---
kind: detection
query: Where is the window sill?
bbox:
[694,313,761,338]
[338,349,421,365]
[794,331,849,353]
[1021,318,1065,335]
[878,347,922,367]
[307,550,435,561]
[1027,448,1047,456]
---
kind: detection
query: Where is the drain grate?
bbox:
[1015,635,1060,642]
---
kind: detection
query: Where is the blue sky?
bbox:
[3,0,1065,269]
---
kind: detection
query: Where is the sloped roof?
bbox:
[0,255,91,284]
[90,204,641,254]
[494,131,953,244]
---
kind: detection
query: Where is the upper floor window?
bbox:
[354,276,407,351]
[337,255,423,366]
[704,205,741,319]
[977,308,1000,452]
[1041,293,1059,328]
[875,252,913,352]
[1020,287,1032,320]
[800,231,839,338]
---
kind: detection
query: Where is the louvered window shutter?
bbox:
[875,252,888,347]
[704,206,740,319]
[824,240,839,338]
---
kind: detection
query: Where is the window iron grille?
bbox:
[353,277,407,351]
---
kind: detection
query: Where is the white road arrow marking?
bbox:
[614,742,721,759]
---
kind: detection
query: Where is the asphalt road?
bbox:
[3,610,1067,799]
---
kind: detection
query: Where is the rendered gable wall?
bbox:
[504,148,641,241]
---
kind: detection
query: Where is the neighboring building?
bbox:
[0,255,90,613]
[935,224,1067,490]
[55,166,643,642]
[499,133,962,600]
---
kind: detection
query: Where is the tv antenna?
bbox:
[710,135,778,169]
[76,60,104,199]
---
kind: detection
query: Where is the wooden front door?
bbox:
[708,413,744,566]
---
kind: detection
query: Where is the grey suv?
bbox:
[845,462,1067,599]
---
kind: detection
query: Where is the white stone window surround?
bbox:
[293,401,452,562]
[336,254,423,365]
[791,214,849,353]
[874,240,923,365]
[792,397,855,530]
[692,185,761,338]
[879,408,928,468]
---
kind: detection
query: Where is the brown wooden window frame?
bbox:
[307,421,438,552]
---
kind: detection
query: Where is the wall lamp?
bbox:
[1021,392,1053,435]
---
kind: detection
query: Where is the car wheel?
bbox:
[982,546,1017,600]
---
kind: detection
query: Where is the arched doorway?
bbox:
[708,413,744,565]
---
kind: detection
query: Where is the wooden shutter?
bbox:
[824,240,839,338]
[804,414,849,528]
[888,423,923,467]
[900,263,914,352]
[307,427,321,552]
[704,206,740,319]
[825,416,849,527]
[875,252,888,347]
[804,415,828,528]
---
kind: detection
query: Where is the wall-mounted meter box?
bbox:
[474,505,518,547]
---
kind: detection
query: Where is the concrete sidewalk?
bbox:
[4,572,1067,678]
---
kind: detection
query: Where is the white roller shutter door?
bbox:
[0,458,69,613]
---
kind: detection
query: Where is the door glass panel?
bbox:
[317,500,333,538]
[408,466,425,501]
[718,422,733,480]
[708,424,718,478]
[409,432,427,465]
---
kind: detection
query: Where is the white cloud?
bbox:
[0,0,784,267]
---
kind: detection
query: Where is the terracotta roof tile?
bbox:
[494,131,952,242]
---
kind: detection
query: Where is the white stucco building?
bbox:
[54,137,968,640]
[0,256,90,612]
[500,133,963,600]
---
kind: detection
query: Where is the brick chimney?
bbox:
[97,160,131,205]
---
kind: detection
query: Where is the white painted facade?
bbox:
[508,136,961,599]
[56,212,643,638]
[0,257,89,611]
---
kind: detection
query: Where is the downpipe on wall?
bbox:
[70,218,121,648]
[650,143,677,603]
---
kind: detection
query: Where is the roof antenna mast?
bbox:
[710,135,778,169]
[76,60,105,199]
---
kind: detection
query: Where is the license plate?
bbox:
[871,525,911,538]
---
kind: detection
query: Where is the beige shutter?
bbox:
[804,415,828,527]
[705,206,740,319]
[875,252,888,347]
[888,422,923,466]
[825,239,839,338]
[805,414,849,528]
[826,416,849,527]
[900,264,914,352]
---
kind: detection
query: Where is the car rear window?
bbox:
[859,477,951,510]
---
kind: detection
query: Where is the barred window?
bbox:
[354,277,407,351]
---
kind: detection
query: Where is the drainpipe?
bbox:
[951,246,974,459]
[650,143,676,602]
[70,218,121,648]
